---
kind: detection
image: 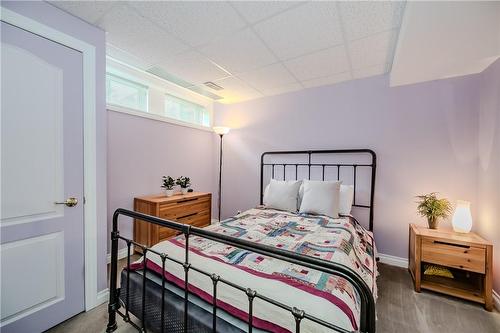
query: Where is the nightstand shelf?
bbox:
[409,224,493,310]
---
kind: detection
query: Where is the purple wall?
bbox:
[477,59,500,292]
[1,1,108,292]
[106,110,217,251]
[214,73,481,261]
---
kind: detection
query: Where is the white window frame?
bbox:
[164,93,211,128]
[106,57,214,132]
[106,72,149,112]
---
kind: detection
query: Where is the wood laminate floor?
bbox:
[46,263,500,333]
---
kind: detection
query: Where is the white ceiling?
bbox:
[391,1,500,87]
[50,1,406,104]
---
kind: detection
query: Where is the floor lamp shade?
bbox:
[213,126,230,135]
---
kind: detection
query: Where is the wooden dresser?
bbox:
[133,192,211,251]
[409,224,493,310]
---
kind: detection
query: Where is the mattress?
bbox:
[129,208,377,333]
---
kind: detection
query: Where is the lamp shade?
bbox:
[452,200,472,233]
[213,126,230,135]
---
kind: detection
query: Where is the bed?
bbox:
[107,149,378,333]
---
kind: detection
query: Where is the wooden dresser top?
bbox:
[135,192,211,204]
[410,223,492,247]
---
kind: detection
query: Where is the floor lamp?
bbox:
[213,126,230,221]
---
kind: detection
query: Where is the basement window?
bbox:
[164,94,211,127]
[106,73,148,112]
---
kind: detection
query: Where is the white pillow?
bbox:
[263,179,301,212]
[339,185,354,215]
[298,183,354,215]
[299,180,341,218]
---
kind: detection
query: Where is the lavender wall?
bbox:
[1,2,108,292]
[477,59,500,292]
[106,110,216,251]
[214,73,481,260]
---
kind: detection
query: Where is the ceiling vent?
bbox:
[204,81,224,91]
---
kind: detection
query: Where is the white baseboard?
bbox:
[377,253,408,268]
[107,246,135,264]
[96,288,109,307]
[493,289,500,311]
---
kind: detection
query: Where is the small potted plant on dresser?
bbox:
[176,176,191,195]
[416,192,452,229]
[161,176,175,197]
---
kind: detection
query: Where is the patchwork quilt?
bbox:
[133,208,377,332]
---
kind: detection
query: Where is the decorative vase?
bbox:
[165,189,174,197]
[427,217,438,229]
[181,187,189,195]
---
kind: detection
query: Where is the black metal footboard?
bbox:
[106,208,376,333]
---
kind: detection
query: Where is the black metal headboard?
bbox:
[260,149,377,231]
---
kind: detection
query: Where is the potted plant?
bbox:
[161,176,175,197]
[416,192,452,229]
[176,176,191,195]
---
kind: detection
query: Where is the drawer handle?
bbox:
[433,240,470,249]
[177,198,198,204]
[177,212,198,220]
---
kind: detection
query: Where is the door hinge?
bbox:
[83,196,86,205]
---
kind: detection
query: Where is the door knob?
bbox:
[55,197,78,207]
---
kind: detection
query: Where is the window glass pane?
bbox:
[106,73,148,112]
[164,94,210,127]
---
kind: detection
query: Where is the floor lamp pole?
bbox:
[217,133,223,221]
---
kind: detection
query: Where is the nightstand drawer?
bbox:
[421,238,485,273]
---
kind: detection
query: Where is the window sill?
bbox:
[107,104,213,133]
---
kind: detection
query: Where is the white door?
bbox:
[1,21,85,332]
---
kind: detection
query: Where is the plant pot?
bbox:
[427,217,439,229]
[165,189,174,197]
[181,187,189,195]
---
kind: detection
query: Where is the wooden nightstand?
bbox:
[133,192,212,253]
[409,224,493,310]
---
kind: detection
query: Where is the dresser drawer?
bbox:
[134,192,211,251]
[157,212,210,241]
[159,195,210,220]
[158,226,177,241]
[421,238,485,273]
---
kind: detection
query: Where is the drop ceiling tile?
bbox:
[98,5,189,64]
[284,45,350,81]
[237,63,297,91]
[262,82,303,96]
[200,28,277,74]
[129,1,245,47]
[106,44,154,70]
[302,72,352,89]
[352,64,389,79]
[348,30,399,69]
[231,1,304,24]
[49,1,117,24]
[340,1,406,41]
[254,2,343,60]
[157,51,230,85]
[214,77,263,103]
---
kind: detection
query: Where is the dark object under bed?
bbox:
[119,269,246,333]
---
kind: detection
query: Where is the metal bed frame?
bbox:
[260,149,376,232]
[107,149,377,333]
